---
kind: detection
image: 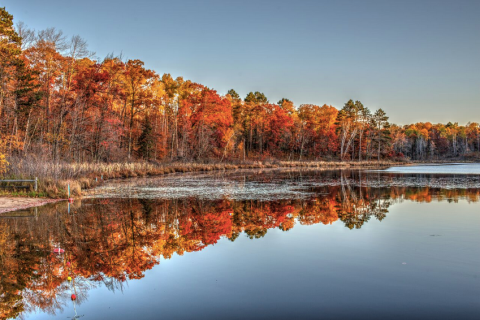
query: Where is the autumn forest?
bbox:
[1,6,479,178]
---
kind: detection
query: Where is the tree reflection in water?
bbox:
[1,181,479,319]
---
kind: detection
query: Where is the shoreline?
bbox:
[3,160,403,199]
[1,161,400,211]
[2,161,479,213]
[0,197,62,214]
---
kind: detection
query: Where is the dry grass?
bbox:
[3,158,406,198]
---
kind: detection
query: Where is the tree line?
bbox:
[1,7,479,168]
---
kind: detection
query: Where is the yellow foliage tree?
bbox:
[0,139,8,175]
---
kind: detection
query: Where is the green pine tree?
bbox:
[138,117,154,160]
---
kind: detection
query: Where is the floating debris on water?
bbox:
[87,167,480,201]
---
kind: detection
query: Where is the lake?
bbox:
[1,165,480,319]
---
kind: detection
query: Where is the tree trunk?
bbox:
[358,131,363,161]
[378,138,381,161]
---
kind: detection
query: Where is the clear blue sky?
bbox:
[4,0,480,124]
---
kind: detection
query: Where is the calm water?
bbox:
[1,168,480,319]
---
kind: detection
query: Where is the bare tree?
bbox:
[36,27,68,52]
[15,21,35,50]
[68,35,95,60]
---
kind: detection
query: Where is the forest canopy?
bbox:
[0,7,479,166]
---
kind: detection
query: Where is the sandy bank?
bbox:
[0,197,62,214]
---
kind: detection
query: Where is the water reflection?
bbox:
[1,183,480,319]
